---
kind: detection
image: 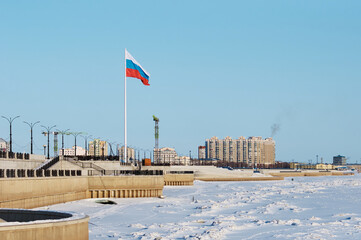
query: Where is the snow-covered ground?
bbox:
[43,174,361,239]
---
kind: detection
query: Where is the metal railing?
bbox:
[0,151,30,160]
[0,169,81,178]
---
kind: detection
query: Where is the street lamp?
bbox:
[146,149,152,160]
[56,129,70,157]
[140,148,146,160]
[1,115,20,153]
[23,121,40,154]
[81,135,92,156]
[71,132,83,157]
[41,125,56,159]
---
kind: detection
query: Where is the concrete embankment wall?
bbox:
[196,176,284,181]
[0,177,88,209]
[164,174,194,186]
[268,171,353,177]
[0,176,164,209]
[0,159,45,169]
[87,176,164,198]
[0,209,89,240]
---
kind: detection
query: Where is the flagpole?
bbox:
[124,49,127,164]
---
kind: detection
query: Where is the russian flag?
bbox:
[125,50,150,86]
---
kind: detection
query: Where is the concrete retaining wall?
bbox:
[164,174,194,186]
[196,176,284,181]
[0,209,89,240]
[0,176,164,209]
[87,176,164,198]
[269,171,353,177]
[0,177,88,209]
[0,159,45,169]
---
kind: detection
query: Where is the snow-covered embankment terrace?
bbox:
[44,173,361,239]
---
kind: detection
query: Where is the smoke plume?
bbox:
[270,123,280,137]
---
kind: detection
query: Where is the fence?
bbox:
[0,169,164,178]
[0,151,30,160]
[87,169,163,176]
[0,169,82,178]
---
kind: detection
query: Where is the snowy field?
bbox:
[44,174,361,239]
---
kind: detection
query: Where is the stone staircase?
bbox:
[65,158,105,175]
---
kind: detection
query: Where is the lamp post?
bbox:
[41,125,56,159]
[71,132,83,157]
[1,115,20,153]
[81,135,92,156]
[146,149,152,160]
[23,121,40,154]
[140,148,146,160]
[56,129,70,157]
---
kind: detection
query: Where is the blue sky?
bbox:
[1,0,361,163]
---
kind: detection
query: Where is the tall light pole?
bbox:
[23,121,40,154]
[1,115,20,153]
[41,125,56,159]
[81,135,92,156]
[146,149,152,160]
[141,148,146,159]
[71,132,83,157]
[56,129,70,157]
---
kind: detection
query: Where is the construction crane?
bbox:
[153,115,159,163]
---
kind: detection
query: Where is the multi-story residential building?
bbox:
[59,146,86,156]
[174,156,191,165]
[0,138,8,152]
[198,146,206,159]
[205,136,275,165]
[333,155,346,165]
[154,147,178,164]
[88,139,108,157]
[119,146,135,162]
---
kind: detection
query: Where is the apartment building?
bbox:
[198,146,206,159]
[204,136,275,165]
[119,146,135,162]
[154,147,177,164]
[88,139,108,157]
[59,146,86,156]
[0,138,8,152]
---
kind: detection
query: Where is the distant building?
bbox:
[119,146,135,162]
[205,136,275,165]
[174,156,191,165]
[152,147,195,165]
[59,146,86,156]
[154,147,177,164]
[0,138,8,152]
[198,146,206,159]
[333,155,346,165]
[290,162,335,170]
[88,139,108,156]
